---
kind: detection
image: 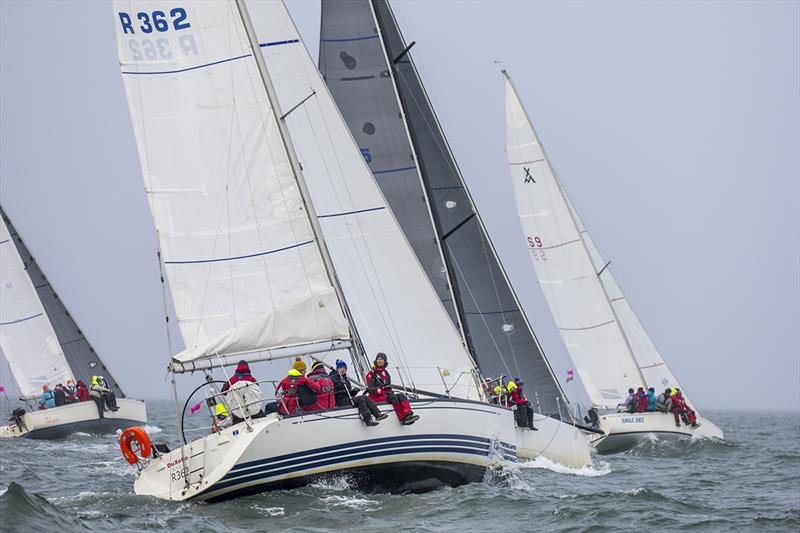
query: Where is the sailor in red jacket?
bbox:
[75,380,90,402]
[365,353,419,425]
[670,389,699,428]
[304,361,335,412]
[273,367,320,416]
[221,360,257,392]
[507,379,537,430]
[635,387,649,413]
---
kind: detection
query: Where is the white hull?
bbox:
[0,398,147,439]
[515,415,592,468]
[134,399,516,502]
[588,412,724,454]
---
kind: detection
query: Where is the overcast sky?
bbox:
[1,1,797,412]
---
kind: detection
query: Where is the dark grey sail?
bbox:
[320,0,567,415]
[317,0,460,330]
[0,206,126,397]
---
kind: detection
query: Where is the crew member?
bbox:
[221,360,257,393]
[329,359,386,426]
[646,387,657,412]
[365,353,419,425]
[266,361,320,416]
[76,380,90,402]
[656,388,672,413]
[304,361,335,412]
[619,388,636,413]
[65,380,78,403]
[40,385,55,409]
[507,379,537,430]
[671,390,700,428]
[53,383,66,407]
[635,387,648,413]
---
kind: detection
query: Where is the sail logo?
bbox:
[523,167,535,184]
[621,416,645,424]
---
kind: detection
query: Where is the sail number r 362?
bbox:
[118,8,191,34]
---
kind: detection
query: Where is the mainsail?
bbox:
[504,72,686,409]
[1,209,122,398]
[319,0,565,412]
[114,0,480,399]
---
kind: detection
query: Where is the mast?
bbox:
[503,70,648,390]
[234,0,367,374]
[365,0,470,354]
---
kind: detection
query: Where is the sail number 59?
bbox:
[527,236,547,261]
[118,8,191,34]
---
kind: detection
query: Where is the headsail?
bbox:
[504,72,685,409]
[319,0,564,410]
[114,0,349,364]
[245,0,480,399]
[0,211,73,398]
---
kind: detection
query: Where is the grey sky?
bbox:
[1,1,797,411]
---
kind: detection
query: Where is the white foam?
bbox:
[321,495,379,510]
[518,455,612,477]
[142,425,162,435]
[0,488,7,497]
[252,505,285,516]
[310,476,352,492]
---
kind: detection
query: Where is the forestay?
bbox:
[113,1,350,363]
[245,0,481,399]
[318,0,563,409]
[0,212,73,398]
[505,75,647,409]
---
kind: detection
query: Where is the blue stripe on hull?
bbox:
[228,433,508,475]
[209,444,496,496]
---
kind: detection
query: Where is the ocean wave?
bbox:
[624,433,733,457]
[320,494,380,511]
[0,482,95,530]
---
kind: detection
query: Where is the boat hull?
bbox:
[515,414,592,467]
[588,412,724,454]
[133,399,516,501]
[0,398,147,439]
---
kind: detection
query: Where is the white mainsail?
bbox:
[504,73,676,409]
[114,1,479,399]
[115,1,349,362]
[0,215,73,398]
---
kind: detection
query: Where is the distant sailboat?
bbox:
[0,206,146,438]
[113,0,517,501]
[503,70,724,453]
[319,0,591,468]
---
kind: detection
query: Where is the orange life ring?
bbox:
[119,426,152,465]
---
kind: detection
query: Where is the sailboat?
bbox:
[503,70,724,453]
[113,0,518,501]
[318,0,591,467]
[0,207,147,438]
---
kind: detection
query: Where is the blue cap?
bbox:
[335,359,347,369]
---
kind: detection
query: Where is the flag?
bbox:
[0,386,5,394]
[565,369,574,383]
[189,401,203,415]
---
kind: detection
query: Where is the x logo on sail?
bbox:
[523,167,535,184]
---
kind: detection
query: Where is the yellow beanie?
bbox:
[292,357,307,372]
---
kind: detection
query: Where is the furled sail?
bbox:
[246,0,481,399]
[0,211,73,398]
[0,208,126,396]
[319,0,564,410]
[504,73,685,408]
[113,0,350,363]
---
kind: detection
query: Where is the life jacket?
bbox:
[656,394,668,412]
[277,370,304,415]
[366,366,392,403]
[76,383,90,402]
[41,389,55,408]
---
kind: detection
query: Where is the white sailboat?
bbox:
[0,207,146,438]
[503,71,723,453]
[114,0,517,501]
[318,0,591,468]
